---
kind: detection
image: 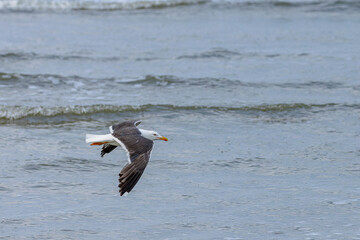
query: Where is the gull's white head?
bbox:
[139,129,168,141]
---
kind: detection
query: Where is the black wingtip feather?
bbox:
[116,142,152,196]
[101,144,117,157]
[122,172,141,194]
[119,172,137,195]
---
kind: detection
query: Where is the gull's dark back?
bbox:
[112,121,153,162]
[111,120,141,134]
[101,120,141,158]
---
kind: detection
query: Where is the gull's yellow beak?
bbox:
[159,136,168,141]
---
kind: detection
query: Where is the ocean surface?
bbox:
[1,0,360,239]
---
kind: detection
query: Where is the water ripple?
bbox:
[23,157,119,173]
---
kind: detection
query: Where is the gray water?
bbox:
[1,0,360,239]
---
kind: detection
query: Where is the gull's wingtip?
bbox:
[122,192,129,197]
[134,120,142,126]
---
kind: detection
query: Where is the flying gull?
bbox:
[85,120,168,196]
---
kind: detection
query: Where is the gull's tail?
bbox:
[85,134,114,145]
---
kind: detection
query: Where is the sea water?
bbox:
[0,0,360,239]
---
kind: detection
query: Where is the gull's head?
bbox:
[139,129,168,141]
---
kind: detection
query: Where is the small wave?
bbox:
[2,72,358,91]
[0,104,146,121]
[177,48,311,60]
[0,52,120,62]
[121,75,359,90]
[275,81,346,90]
[178,49,243,60]
[0,49,308,64]
[0,72,60,82]
[0,103,342,125]
[121,75,186,86]
[0,72,243,88]
[0,72,90,90]
[322,0,360,12]
[120,75,233,87]
[213,0,360,12]
[0,0,208,11]
[0,0,358,12]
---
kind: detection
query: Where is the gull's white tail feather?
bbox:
[85,134,114,144]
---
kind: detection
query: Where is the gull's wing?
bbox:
[118,149,152,196]
[111,121,154,195]
[101,144,117,157]
[110,120,141,134]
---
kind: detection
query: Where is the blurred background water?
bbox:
[0,0,360,239]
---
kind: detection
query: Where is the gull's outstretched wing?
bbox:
[118,149,152,196]
[111,120,154,196]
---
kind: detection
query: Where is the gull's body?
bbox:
[85,120,168,196]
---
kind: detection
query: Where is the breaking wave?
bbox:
[0,103,345,124]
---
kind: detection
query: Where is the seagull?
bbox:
[85,120,168,196]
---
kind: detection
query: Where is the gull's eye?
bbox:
[153,133,157,136]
